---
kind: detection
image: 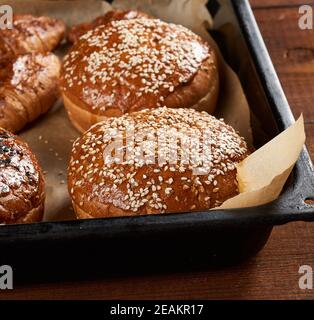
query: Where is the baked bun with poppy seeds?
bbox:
[61,18,219,132]
[0,128,45,224]
[68,108,248,219]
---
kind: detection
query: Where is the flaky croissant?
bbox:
[0,52,61,133]
[0,14,65,58]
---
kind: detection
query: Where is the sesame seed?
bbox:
[165,187,172,195]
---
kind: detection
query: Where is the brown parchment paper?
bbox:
[6,0,306,220]
[219,115,305,209]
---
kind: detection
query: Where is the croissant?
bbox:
[68,9,150,43]
[0,14,65,58]
[0,52,61,133]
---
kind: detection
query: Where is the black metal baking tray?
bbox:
[1,0,314,282]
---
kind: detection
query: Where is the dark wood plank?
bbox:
[254,7,314,123]
[250,0,314,8]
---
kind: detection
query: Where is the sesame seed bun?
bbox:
[0,128,45,224]
[60,18,219,132]
[68,108,248,219]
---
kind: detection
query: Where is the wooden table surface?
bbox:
[2,0,314,300]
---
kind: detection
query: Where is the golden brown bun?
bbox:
[61,18,219,132]
[68,9,151,44]
[0,14,65,58]
[0,52,61,133]
[0,128,45,224]
[68,108,248,219]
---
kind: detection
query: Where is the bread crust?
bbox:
[0,14,65,58]
[0,129,45,224]
[0,52,61,133]
[62,56,219,132]
[68,9,150,44]
[68,108,248,219]
[61,18,219,132]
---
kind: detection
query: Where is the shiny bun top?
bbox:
[61,18,215,116]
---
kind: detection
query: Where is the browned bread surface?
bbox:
[0,128,45,224]
[68,108,248,219]
[68,9,150,43]
[0,14,65,58]
[0,52,61,133]
[61,18,219,132]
